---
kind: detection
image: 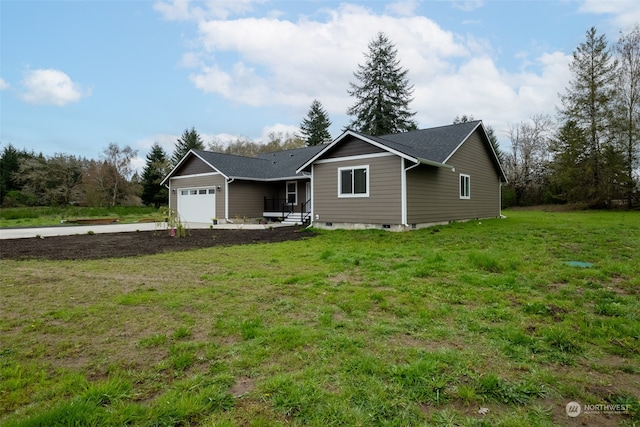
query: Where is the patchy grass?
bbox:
[1,210,639,426]
[0,206,159,228]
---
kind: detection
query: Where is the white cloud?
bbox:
[135,133,179,156]
[189,3,468,113]
[258,123,300,143]
[19,69,89,106]
[578,0,640,29]
[0,78,9,90]
[158,1,610,149]
[385,0,419,17]
[452,1,485,12]
[154,0,265,21]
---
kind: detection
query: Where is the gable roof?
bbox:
[161,144,325,185]
[297,120,507,182]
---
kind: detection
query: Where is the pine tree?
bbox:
[550,120,590,203]
[300,99,332,146]
[141,143,170,207]
[559,27,618,205]
[347,32,417,136]
[171,127,204,166]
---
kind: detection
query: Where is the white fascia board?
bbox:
[170,172,220,179]
[295,132,348,173]
[441,121,507,181]
[225,175,309,182]
[416,157,455,171]
[160,149,229,186]
[441,127,474,165]
[296,130,417,173]
[314,152,395,164]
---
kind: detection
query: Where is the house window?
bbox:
[460,174,470,199]
[286,181,297,205]
[338,165,369,197]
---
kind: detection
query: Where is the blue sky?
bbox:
[1,0,639,172]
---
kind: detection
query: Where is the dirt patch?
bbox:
[0,227,314,260]
[230,376,255,397]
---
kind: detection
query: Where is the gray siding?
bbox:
[227,179,311,218]
[174,156,216,176]
[228,181,272,218]
[324,136,385,158]
[406,129,500,224]
[313,154,402,224]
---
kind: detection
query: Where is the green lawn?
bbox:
[1,210,638,426]
[0,206,160,228]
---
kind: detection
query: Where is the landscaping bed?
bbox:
[1,227,314,260]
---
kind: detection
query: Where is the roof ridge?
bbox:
[193,149,268,162]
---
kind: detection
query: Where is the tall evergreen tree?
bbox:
[171,127,204,166]
[141,143,170,207]
[559,27,618,205]
[300,99,332,146]
[550,120,591,203]
[347,32,417,136]
[0,144,33,205]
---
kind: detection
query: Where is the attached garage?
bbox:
[162,146,324,224]
[177,188,216,223]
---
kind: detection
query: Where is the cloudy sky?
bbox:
[2,0,639,171]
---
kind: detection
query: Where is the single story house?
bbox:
[161,120,507,230]
[160,145,325,224]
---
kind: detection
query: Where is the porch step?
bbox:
[282,213,308,224]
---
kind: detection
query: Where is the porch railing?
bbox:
[264,197,312,224]
[300,198,311,223]
[264,197,294,218]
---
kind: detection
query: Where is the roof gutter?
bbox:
[401,158,455,228]
[416,157,455,171]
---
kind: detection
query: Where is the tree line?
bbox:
[2,27,638,209]
[504,26,640,208]
[0,129,315,208]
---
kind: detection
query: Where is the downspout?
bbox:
[402,159,421,227]
[305,167,314,229]
[165,183,171,208]
[402,158,454,227]
[225,178,235,223]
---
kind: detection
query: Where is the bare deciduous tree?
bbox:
[504,114,555,205]
[614,24,640,207]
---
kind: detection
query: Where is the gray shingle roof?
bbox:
[192,144,325,180]
[170,121,504,183]
[363,120,481,164]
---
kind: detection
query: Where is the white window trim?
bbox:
[338,165,369,198]
[286,180,297,205]
[460,174,471,199]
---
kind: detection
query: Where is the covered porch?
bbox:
[262,179,312,224]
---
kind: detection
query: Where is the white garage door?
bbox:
[177,188,216,223]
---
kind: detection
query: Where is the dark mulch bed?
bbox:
[0,227,315,260]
